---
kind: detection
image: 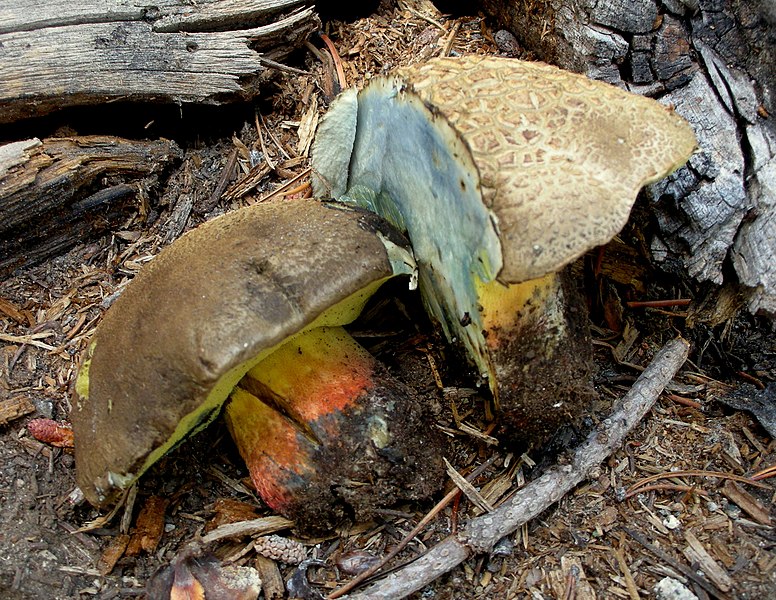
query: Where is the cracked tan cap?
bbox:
[392,55,697,283]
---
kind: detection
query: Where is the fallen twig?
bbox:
[626,298,692,309]
[344,337,690,599]
[624,527,731,600]
[200,515,293,545]
[328,456,498,599]
[623,483,710,499]
[318,33,347,90]
[751,463,776,481]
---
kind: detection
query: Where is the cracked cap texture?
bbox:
[395,55,697,283]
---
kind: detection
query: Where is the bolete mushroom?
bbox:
[72,198,444,528]
[312,56,696,443]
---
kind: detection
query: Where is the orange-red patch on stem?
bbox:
[226,387,308,512]
[246,326,376,422]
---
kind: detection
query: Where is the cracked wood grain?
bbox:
[0,0,317,124]
[481,0,776,317]
[0,136,182,276]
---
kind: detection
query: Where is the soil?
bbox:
[1,1,775,599]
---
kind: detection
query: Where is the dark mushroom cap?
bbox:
[72,199,414,507]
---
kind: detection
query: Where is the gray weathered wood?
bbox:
[0,0,304,33]
[0,136,182,277]
[0,0,317,124]
[482,0,776,316]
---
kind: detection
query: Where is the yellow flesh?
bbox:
[474,273,563,396]
[475,274,556,337]
[245,326,372,401]
[226,325,376,459]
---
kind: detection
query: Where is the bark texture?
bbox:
[482,0,776,316]
[0,136,182,277]
[0,0,318,124]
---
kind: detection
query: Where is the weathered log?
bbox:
[0,0,318,125]
[0,136,182,277]
[482,0,776,316]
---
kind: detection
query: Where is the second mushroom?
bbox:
[71,199,445,531]
[312,55,697,444]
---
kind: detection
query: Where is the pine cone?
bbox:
[254,535,307,565]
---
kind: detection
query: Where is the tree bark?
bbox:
[482,0,776,316]
[0,0,318,125]
[0,136,182,277]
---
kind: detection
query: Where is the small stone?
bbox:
[336,550,380,576]
[493,30,520,57]
[491,537,514,557]
[662,513,681,530]
[654,576,698,600]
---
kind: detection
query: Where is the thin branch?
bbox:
[200,516,293,545]
[624,469,770,497]
[317,33,347,89]
[624,527,731,600]
[751,463,776,481]
[328,456,498,599]
[344,337,690,599]
[257,56,311,76]
[626,298,692,308]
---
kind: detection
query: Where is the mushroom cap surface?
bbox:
[394,56,696,282]
[317,55,696,283]
[72,199,413,507]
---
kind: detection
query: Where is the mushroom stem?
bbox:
[225,326,443,532]
[476,271,596,442]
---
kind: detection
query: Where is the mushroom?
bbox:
[72,198,444,528]
[312,55,696,442]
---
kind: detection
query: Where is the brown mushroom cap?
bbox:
[312,55,696,379]
[72,199,414,507]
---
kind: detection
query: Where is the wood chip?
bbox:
[97,534,130,575]
[0,395,35,426]
[547,555,598,600]
[457,422,499,445]
[613,544,640,600]
[296,94,319,157]
[126,496,169,556]
[0,296,25,322]
[204,498,261,533]
[200,515,294,545]
[721,480,772,526]
[0,331,56,350]
[444,457,493,513]
[682,530,734,592]
[255,555,285,600]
